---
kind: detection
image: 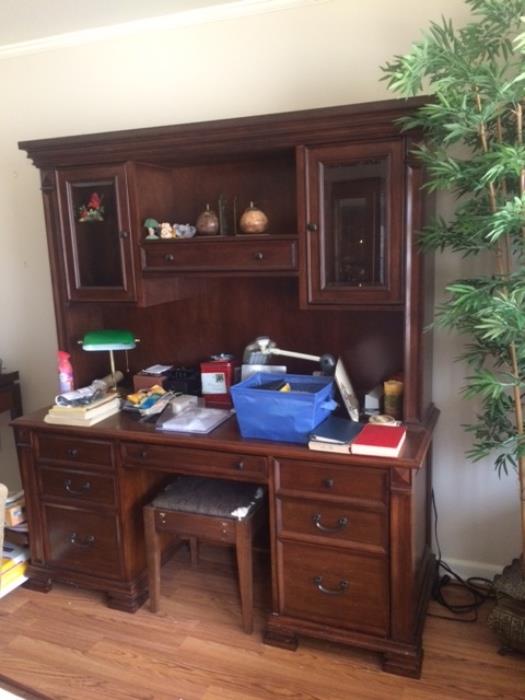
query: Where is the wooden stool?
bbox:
[143,476,266,633]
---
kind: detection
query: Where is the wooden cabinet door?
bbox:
[57,164,136,302]
[299,140,404,306]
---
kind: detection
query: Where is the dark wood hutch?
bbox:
[13,97,437,678]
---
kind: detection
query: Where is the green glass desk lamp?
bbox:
[79,330,138,388]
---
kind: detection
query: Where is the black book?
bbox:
[309,415,365,444]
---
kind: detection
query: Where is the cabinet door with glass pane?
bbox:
[300,140,404,306]
[57,165,136,302]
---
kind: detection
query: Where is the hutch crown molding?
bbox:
[14,97,437,678]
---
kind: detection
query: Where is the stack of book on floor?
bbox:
[0,542,29,599]
[308,416,407,458]
[44,392,121,427]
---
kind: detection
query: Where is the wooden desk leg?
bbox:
[235,518,254,634]
[143,505,161,613]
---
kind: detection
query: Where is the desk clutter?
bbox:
[1,487,29,599]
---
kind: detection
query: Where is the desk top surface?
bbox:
[13,405,439,471]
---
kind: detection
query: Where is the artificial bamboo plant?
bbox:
[382,0,525,574]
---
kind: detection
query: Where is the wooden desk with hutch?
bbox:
[13,98,437,678]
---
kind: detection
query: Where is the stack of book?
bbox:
[0,542,29,599]
[308,416,407,458]
[44,393,121,427]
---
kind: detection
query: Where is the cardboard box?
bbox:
[133,373,168,392]
[4,498,25,528]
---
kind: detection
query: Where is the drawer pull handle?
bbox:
[235,460,245,471]
[165,254,174,262]
[313,576,349,596]
[139,449,148,459]
[312,513,348,533]
[67,448,79,458]
[254,251,264,261]
[69,532,95,548]
[322,478,334,489]
[64,479,91,496]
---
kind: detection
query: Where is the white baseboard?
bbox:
[437,556,507,582]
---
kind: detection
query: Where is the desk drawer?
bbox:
[276,459,387,504]
[121,442,267,481]
[278,541,388,636]
[277,498,387,552]
[43,504,122,578]
[39,465,116,507]
[142,238,297,273]
[36,433,114,469]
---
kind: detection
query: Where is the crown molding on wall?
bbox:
[0,0,329,60]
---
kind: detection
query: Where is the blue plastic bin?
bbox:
[230,372,337,444]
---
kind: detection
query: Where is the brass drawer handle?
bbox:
[64,479,91,496]
[67,448,79,458]
[312,513,348,533]
[69,532,96,548]
[313,576,349,596]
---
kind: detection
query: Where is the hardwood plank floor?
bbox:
[0,545,523,700]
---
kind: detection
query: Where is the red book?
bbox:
[350,424,406,458]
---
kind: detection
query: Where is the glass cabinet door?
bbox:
[302,140,404,305]
[57,165,136,302]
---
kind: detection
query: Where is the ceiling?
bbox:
[0,0,227,47]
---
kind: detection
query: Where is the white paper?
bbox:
[157,406,232,433]
[142,364,173,375]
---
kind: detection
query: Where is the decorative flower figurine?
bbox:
[143,217,160,240]
[78,192,105,222]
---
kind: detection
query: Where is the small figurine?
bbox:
[196,204,219,235]
[143,217,160,240]
[159,222,174,239]
[239,201,269,234]
[78,192,104,222]
[174,223,197,239]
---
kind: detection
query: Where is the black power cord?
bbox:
[430,488,495,622]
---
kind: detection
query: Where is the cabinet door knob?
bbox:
[322,478,334,489]
[235,460,245,471]
[67,448,78,458]
[254,251,264,261]
[312,513,348,533]
[119,230,129,239]
[165,254,174,262]
[313,576,349,596]
[139,449,148,459]
[306,223,318,232]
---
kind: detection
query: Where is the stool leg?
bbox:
[143,505,161,613]
[235,518,254,634]
[188,536,199,567]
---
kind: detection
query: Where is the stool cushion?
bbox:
[151,476,265,521]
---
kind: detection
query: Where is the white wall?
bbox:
[0,0,519,577]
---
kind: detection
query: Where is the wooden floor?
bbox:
[0,545,523,700]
